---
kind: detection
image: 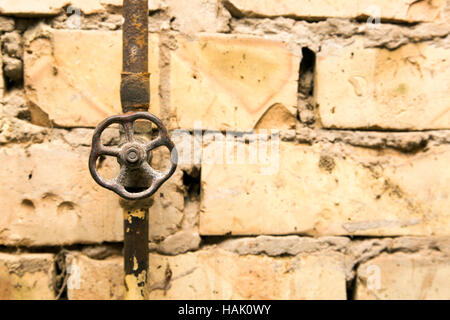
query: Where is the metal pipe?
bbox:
[124,208,149,300]
[121,0,150,113]
[122,0,149,300]
[90,0,177,300]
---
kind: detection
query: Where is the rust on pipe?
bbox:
[121,0,150,113]
[124,207,149,300]
[121,0,150,300]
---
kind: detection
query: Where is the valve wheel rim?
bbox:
[89,112,178,200]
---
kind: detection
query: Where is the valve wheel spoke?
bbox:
[114,165,128,186]
[98,146,121,157]
[122,121,135,142]
[145,136,165,152]
[141,161,163,181]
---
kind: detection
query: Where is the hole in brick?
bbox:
[57,201,80,216]
[20,199,35,215]
[400,139,429,154]
[17,108,31,121]
[1,45,24,90]
[201,235,234,246]
[3,64,24,91]
[21,199,34,207]
[346,273,358,300]
[54,251,68,300]
[298,47,316,125]
[182,167,201,201]
[298,47,316,96]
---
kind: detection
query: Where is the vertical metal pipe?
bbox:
[122,0,150,300]
[124,208,149,300]
[90,0,176,300]
[121,0,150,113]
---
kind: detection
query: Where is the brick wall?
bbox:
[0,0,449,300]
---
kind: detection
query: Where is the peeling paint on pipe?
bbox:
[124,208,149,300]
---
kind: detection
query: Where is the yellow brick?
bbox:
[165,0,230,33]
[66,249,347,300]
[0,143,123,246]
[316,38,450,130]
[356,252,450,299]
[0,253,55,300]
[66,253,123,300]
[200,141,450,236]
[0,0,105,16]
[225,0,446,23]
[24,27,160,127]
[170,34,299,131]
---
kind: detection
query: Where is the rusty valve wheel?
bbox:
[89,112,178,200]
